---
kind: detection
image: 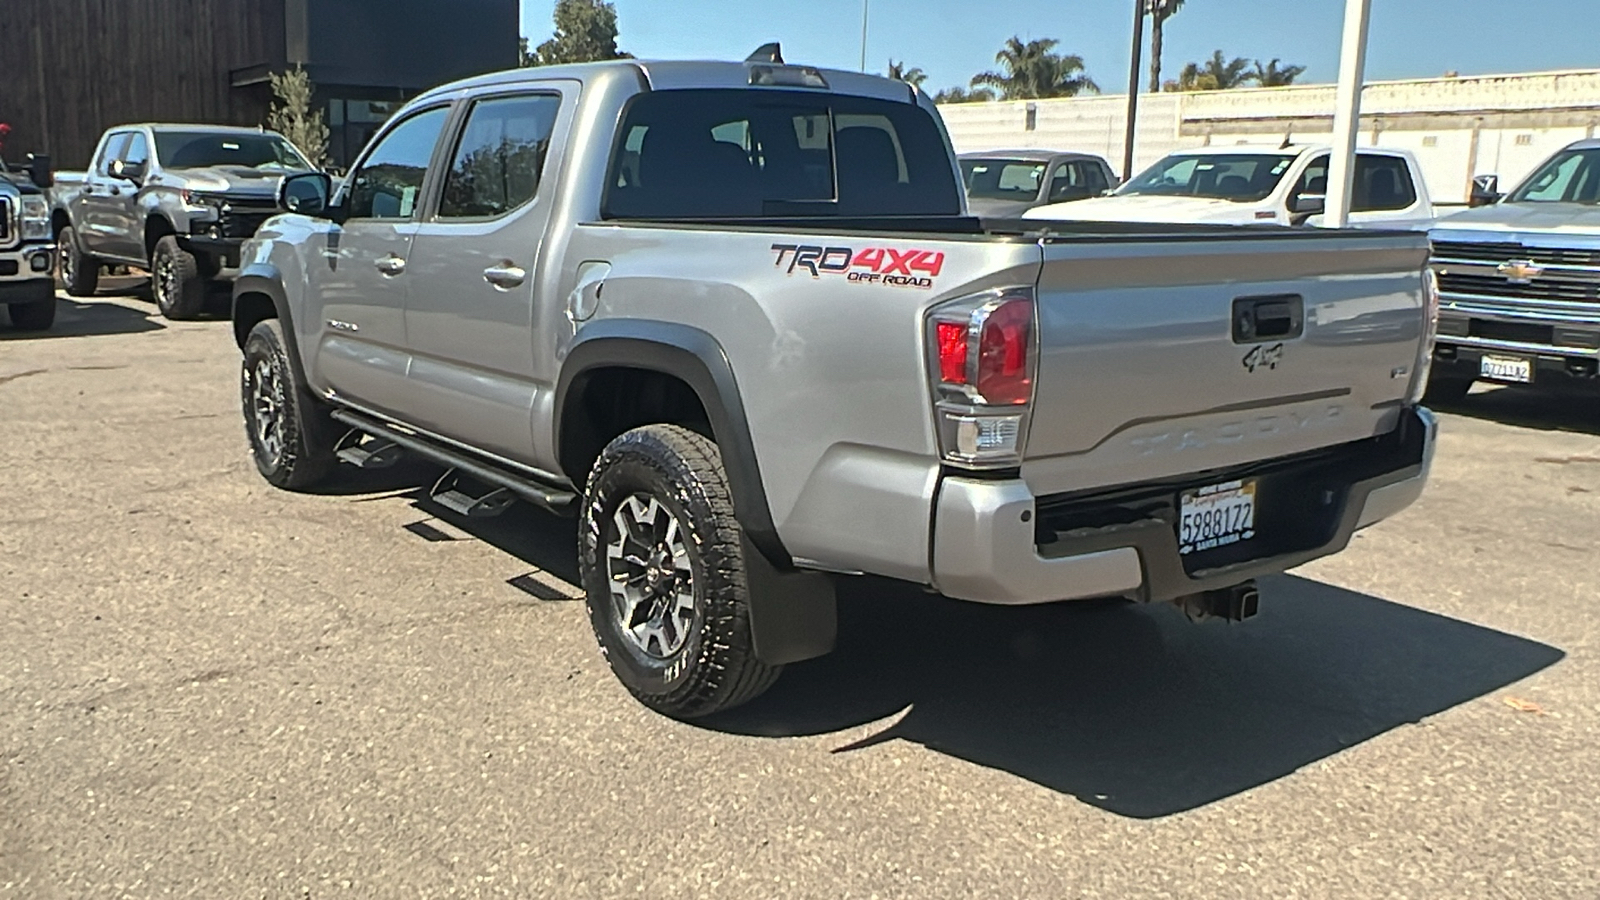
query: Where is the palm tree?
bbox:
[1147,0,1186,93]
[1250,58,1306,87]
[1170,50,1252,91]
[971,37,1099,100]
[887,60,928,88]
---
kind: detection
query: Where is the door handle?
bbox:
[483,263,527,289]
[375,255,407,276]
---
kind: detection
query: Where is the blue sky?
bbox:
[521,0,1598,91]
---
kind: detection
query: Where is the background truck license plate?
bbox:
[1480,354,1533,383]
[1179,480,1257,555]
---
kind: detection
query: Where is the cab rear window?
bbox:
[602,88,962,219]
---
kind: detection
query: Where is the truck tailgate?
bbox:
[1022,232,1430,497]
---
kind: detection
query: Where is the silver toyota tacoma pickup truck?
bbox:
[51,124,315,319]
[1427,139,1600,397]
[233,52,1439,718]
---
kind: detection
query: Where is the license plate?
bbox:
[1179,479,1257,555]
[1480,354,1533,383]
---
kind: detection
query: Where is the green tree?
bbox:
[266,65,329,165]
[1169,50,1253,91]
[932,86,996,104]
[1250,58,1306,87]
[1147,0,1186,93]
[523,0,631,67]
[971,37,1099,100]
[887,60,928,88]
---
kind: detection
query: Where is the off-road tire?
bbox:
[152,235,206,320]
[57,226,99,297]
[580,424,781,719]
[241,319,336,490]
[7,298,56,331]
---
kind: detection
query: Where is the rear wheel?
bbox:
[57,226,99,297]
[241,319,336,490]
[580,424,781,719]
[152,235,206,320]
[7,297,56,331]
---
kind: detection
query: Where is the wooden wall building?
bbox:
[0,0,519,170]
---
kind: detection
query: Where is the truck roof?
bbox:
[416,58,920,106]
[103,124,286,134]
[958,149,1107,163]
[1565,137,1600,151]
[1160,143,1419,160]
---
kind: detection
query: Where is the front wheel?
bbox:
[241,319,336,490]
[57,226,100,297]
[1424,373,1474,403]
[152,235,207,320]
[7,298,56,331]
[580,424,781,719]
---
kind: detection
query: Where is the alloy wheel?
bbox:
[247,357,285,467]
[605,493,698,658]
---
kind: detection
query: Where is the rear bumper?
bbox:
[932,406,1436,605]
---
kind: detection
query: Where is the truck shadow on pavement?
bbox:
[0,295,166,340]
[704,574,1564,819]
[1429,386,1600,436]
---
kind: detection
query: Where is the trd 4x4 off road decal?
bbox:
[770,244,944,289]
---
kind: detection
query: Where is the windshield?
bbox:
[960,159,1046,201]
[1507,148,1600,203]
[1118,153,1296,202]
[153,131,313,172]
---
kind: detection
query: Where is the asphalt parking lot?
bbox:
[2,288,1598,899]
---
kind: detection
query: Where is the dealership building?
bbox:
[939,68,1600,204]
[0,0,519,170]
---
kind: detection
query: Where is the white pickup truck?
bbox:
[1026,144,1434,230]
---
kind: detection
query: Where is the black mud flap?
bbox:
[742,534,837,665]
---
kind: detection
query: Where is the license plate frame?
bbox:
[1179,479,1258,556]
[1479,353,1533,384]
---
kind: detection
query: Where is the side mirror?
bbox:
[109,158,146,183]
[1469,174,1502,208]
[1290,193,1326,215]
[279,171,334,217]
[26,153,53,189]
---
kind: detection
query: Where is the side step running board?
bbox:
[329,409,578,515]
[334,429,404,469]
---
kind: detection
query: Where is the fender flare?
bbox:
[232,264,311,389]
[555,319,791,571]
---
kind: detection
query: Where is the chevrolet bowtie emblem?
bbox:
[1497,259,1544,284]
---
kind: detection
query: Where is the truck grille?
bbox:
[1436,272,1600,303]
[1431,240,1600,268]
[219,196,281,240]
[0,198,12,246]
[1431,239,1600,306]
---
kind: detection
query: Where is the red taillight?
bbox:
[976,298,1033,405]
[937,321,969,384]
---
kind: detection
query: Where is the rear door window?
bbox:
[1353,155,1417,212]
[602,88,962,219]
[437,94,562,219]
[1046,160,1107,202]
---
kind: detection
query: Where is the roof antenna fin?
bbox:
[746,43,784,64]
[1279,131,1294,149]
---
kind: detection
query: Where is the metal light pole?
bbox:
[859,0,869,72]
[1325,0,1373,227]
[1122,0,1146,181]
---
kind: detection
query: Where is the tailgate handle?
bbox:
[1233,294,1304,343]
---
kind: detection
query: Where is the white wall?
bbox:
[939,69,1600,204]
